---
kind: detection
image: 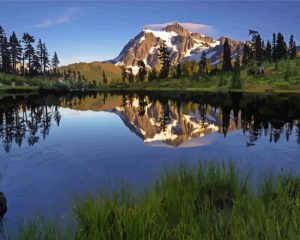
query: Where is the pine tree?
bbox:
[289,34,297,60]
[222,38,232,71]
[182,59,191,76]
[0,26,5,72]
[254,34,263,61]
[137,60,147,82]
[158,41,170,79]
[266,40,272,62]
[148,68,157,81]
[102,71,107,84]
[32,54,41,75]
[121,66,127,83]
[272,33,277,62]
[22,33,35,75]
[234,45,241,74]
[42,43,49,73]
[127,68,135,83]
[199,51,207,73]
[77,71,82,84]
[242,43,252,66]
[232,45,241,88]
[36,39,43,73]
[176,63,181,78]
[0,26,10,73]
[9,31,22,74]
[51,52,60,69]
[276,33,287,60]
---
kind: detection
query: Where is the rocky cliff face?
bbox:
[112,23,242,72]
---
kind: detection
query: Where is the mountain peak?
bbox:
[161,22,190,36]
[113,23,242,71]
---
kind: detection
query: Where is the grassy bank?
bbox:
[97,78,300,93]
[0,72,100,96]
[13,162,300,240]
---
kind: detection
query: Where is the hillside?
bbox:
[59,62,122,84]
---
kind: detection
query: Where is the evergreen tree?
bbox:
[51,52,60,69]
[148,68,157,81]
[266,40,272,62]
[232,45,241,88]
[42,43,49,73]
[289,34,297,60]
[0,26,10,73]
[254,34,263,61]
[102,71,107,84]
[176,63,181,78]
[36,39,43,73]
[137,60,147,82]
[199,51,207,73]
[222,38,233,71]
[272,33,277,62]
[242,42,252,66]
[22,33,35,75]
[234,45,241,74]
[77,71,82,84]
[121,66,127,83]
[127,68,135,83]
[158,41,170,79]
[0,26,4,71]
[182,59,191,76]
[9,31,22,74]
[190,61,198,75]
[32,54,41,75]
[276,33,287,60]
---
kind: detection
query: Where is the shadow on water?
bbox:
[0,91,300,153]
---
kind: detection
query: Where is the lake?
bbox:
[0,91,300,229]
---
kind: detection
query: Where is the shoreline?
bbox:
[2,86,300,97]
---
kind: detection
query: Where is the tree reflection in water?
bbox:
[0,92,300,152]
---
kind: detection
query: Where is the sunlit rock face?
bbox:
[112,22,242,72]
[112,97,226,147]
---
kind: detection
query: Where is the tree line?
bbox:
[243,31,297,65]
[0,25,60,77]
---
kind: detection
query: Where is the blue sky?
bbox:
[0,1,299,65]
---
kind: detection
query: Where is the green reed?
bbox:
[14,162,300,240]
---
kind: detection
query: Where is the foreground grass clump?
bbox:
[17,163,300,240]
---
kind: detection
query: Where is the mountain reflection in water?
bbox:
[0,91,300,152]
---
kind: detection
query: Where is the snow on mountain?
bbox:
[112,22,242,71]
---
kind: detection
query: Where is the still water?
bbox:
[0,91,300,226]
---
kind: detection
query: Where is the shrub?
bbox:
[15,78,24,86]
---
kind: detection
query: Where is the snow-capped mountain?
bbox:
[112,22,242,73]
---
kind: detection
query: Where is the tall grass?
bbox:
[14,162,300,240]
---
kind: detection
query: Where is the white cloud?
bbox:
[36,16,70,28]
[35,7,79,28]
[144,22,214,35]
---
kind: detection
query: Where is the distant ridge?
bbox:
[59,61,121,84]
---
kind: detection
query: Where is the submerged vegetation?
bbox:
[11,162,300,240]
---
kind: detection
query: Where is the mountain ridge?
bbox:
[112,22,242,73]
